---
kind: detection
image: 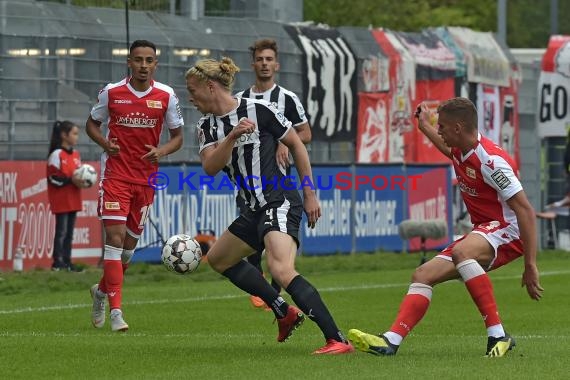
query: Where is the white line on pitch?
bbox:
[0,270,568,316]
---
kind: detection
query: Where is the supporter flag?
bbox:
[284,24,357,142]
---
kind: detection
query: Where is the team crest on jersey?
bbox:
[490,169,511,190]
[197,128,205,146]
[466,167,476,179]
[146,100,163,109]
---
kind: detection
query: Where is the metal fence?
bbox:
[0,1,559,249]
[0,0,353,163]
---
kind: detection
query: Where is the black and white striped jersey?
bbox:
[235,84,308,128]
[197,97,302,211]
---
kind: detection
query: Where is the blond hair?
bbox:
[185,57,240,92]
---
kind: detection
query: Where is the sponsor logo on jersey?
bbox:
[113,99,133,104]
[233,132,256,147]
[466,167,476,179]
[275,110,286,125]
[116,112,158,128]
[485,159,495,170]
[146,100,163,109]
[491,169,511,190]
[105,202,120,210]
[458,180,478,196]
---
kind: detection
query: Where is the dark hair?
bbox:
[129,40,157,55]
[249,38,278,60]
[437,97,478,131]
[48,120,76,155]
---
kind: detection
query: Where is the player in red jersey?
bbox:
[86,40,184,332]
[348,97,543,357]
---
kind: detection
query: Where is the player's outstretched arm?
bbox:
[415,103,451,158]
[507,191,544,300]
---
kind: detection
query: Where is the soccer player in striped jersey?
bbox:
[235,39,311,309]
[348,97,543,357]
[185,57,353,355]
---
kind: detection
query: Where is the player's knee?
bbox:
[105,232,125,248]
[121,249,134,264]
[410,267,428,284]
[274,267,298,288]
[207,255,226,274]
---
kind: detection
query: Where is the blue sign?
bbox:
[132,163,452,262]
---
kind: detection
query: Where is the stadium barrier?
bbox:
[0,162,452,270]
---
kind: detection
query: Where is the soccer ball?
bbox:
[74,164,98,188]
[161,234,202,275]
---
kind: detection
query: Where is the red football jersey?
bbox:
[47,148,82,214]
[451,134,522,227]
[90,78,184,185]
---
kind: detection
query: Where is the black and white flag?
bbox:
[285,24,357,142]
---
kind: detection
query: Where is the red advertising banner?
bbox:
[407,167,450,250]
[356,92,391,163]
[413,79,455,163]
[0,161,102,271]
[371,29,416,163]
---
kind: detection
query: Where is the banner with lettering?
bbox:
[300,164,452,254]
[406,166,453,251]
[133,164,238,262]
[2,162,453,265]
[300,166,354,254]
[0,161,102,271]
[352,165,406,252]
[283,24,357,142]
[538,35,570,137]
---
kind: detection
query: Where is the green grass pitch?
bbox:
[1,250,569,379]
